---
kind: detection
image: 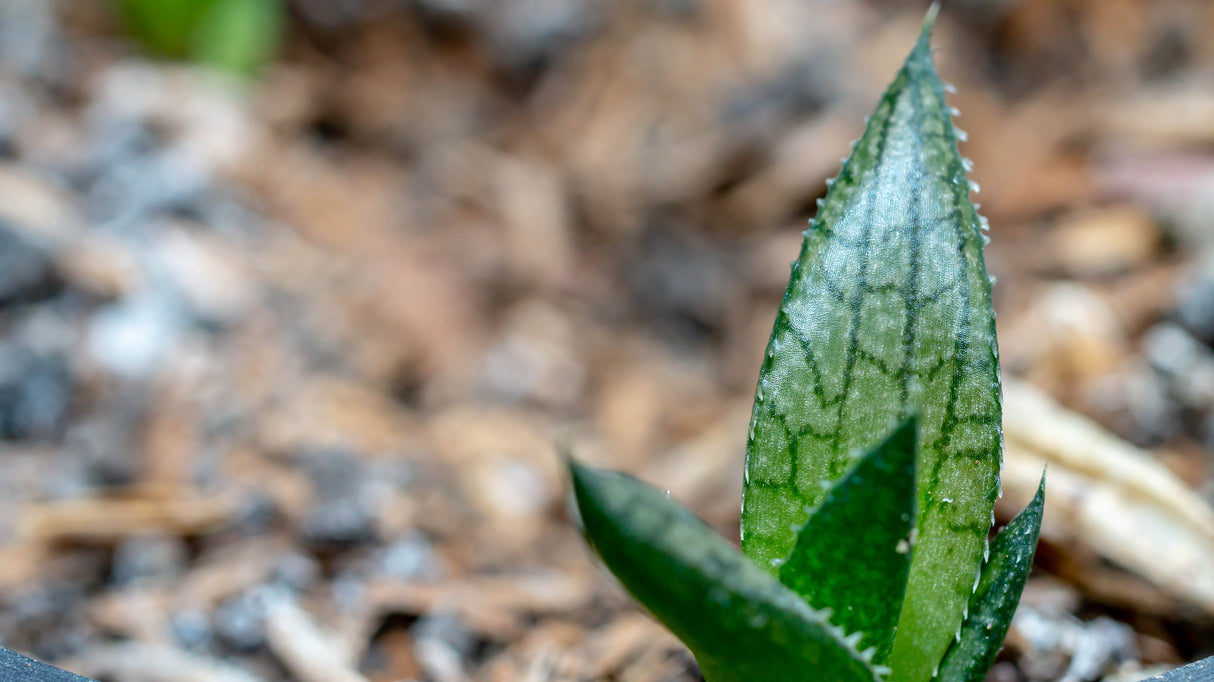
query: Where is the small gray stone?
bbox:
[1061,617,1138,682]
[1143,323,1201,378]
[0,346,72,441]
[229,491,279,535]
[1177,267,1214,345]
[0,221,59,306]
[378,532,440,581]
[300,498,377,546]
[170,609,214,650]
[213,590,268,653]
[110,534,188,587]
[297,450,380,546]
[271,552,321,593]
[1142,323,1214,410]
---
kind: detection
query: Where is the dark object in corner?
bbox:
[0,646,95,681]
[1145,655,1214,681]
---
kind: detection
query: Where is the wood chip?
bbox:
[20,493,238,543]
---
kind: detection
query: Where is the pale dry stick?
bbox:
[1004,380,1214,538]
[1002,380,1214,613]
[263,594,369,682]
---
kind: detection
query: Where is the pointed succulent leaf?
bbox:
[779,417,917,664]
[934,473,1045,682]
[570,461,881,682]
[740,8,1002,679]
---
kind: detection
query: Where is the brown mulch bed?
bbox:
[0,1,1213,680]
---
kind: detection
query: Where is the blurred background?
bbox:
[0,0,1212,680]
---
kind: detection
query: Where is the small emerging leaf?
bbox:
[192,0,282,74]
[779,417,917,663]
[112,0,281,74]
[114,0,211,57]
[570,461,881,682]
[740,8,1001,679]
[934,473,1045,682]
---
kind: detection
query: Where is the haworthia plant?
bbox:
[570,7,1046,682]
[741,8,1000,680]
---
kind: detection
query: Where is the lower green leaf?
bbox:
[779,417,917,663]
[934,472,1046,682]
[570,461,882,682]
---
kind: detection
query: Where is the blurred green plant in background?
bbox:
[111,0,282,74]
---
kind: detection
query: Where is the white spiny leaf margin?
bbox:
[801,604,889,681]
[931,71,1004,678]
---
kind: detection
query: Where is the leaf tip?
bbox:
[1003,467,1046,548]
[894,411,918,436]
[567,456,613,522]
[567,457,604,499]
[1029,468,1047,512]
[563,446,586,484]
[919,2,941,48]
[886,414,918,458]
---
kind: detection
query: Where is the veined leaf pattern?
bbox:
[740,10,1001,680]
